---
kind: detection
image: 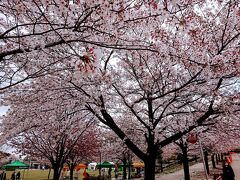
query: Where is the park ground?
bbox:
[143,153,240,180]
[3,153,240,180]
[112,153,240,180]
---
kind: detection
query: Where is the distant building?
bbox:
[23,156,43,169]
[29,160,41,169]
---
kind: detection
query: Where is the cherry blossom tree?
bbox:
[0,0,161,90]
[66,128,99,180]
[174,132,206,180]
[8,115,95,180]
[68,1,239,179]
[173,115,240,180]
[198,117,240,167]
[100,129,141,179]
[0,85,97,180]
[0,150,10,166]
[0,1,239,180]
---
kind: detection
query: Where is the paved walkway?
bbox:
[231,153,240,180]
[112,153,240,180]
[112,162,206,180]
[156,153,240,180]
[156,162,206,180]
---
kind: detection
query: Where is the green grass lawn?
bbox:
[5,169,101,180]
[5,169,53,180]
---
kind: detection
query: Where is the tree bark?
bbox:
[47,169,51,180]
[221,153,224,161]
[204,151,210,174]
[128,163,131,179]
[211,154,216,169]
[91,105,214,180]
[123,157,127,179]
[217,154,220,162]
[144,155,156,180]
[181,143,190,180]
[142,128,158,180]
[160,160,163,173]
[156,149,163,173]
[53,166,61,180]
[128,153,131,179]
[69,164,75,180]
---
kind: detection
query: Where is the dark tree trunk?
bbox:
[95,106,214,180]
[144,155,156,180]
[160,160,163,173]
[217,154,220,162]
[156,149,163,173]
[47,169,51,180]
[128,152,132,179]
[211,154,216,169]
[127,153,131,179]
[53,166,61,180]
[221,153,224,161]
[181,143,190,180]
[70,169,74,180]
[195,155,198,162]
[204,151,210,174]
[99,152,102,177]
[216,154,219,165]
[123,157,127,179]
[143,127,157,180]
[69,164,76,180]
[128,163,131,179]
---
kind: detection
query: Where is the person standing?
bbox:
[11,171,16,180]
[222,161,235,180]
[16,171,21,180]
[0,170,3,180]
[114,164,118,178]
[108,167,112,178]
[2,170,6,180]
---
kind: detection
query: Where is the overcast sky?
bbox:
[0,106,8,116]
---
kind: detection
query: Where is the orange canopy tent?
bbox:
[75,163,87,171]
[132,162,144,168]
[63,163,87,171]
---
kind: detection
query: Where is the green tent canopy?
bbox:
[2,160,29,170]
[96,161,114,168]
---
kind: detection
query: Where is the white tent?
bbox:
[88,162,97,170]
